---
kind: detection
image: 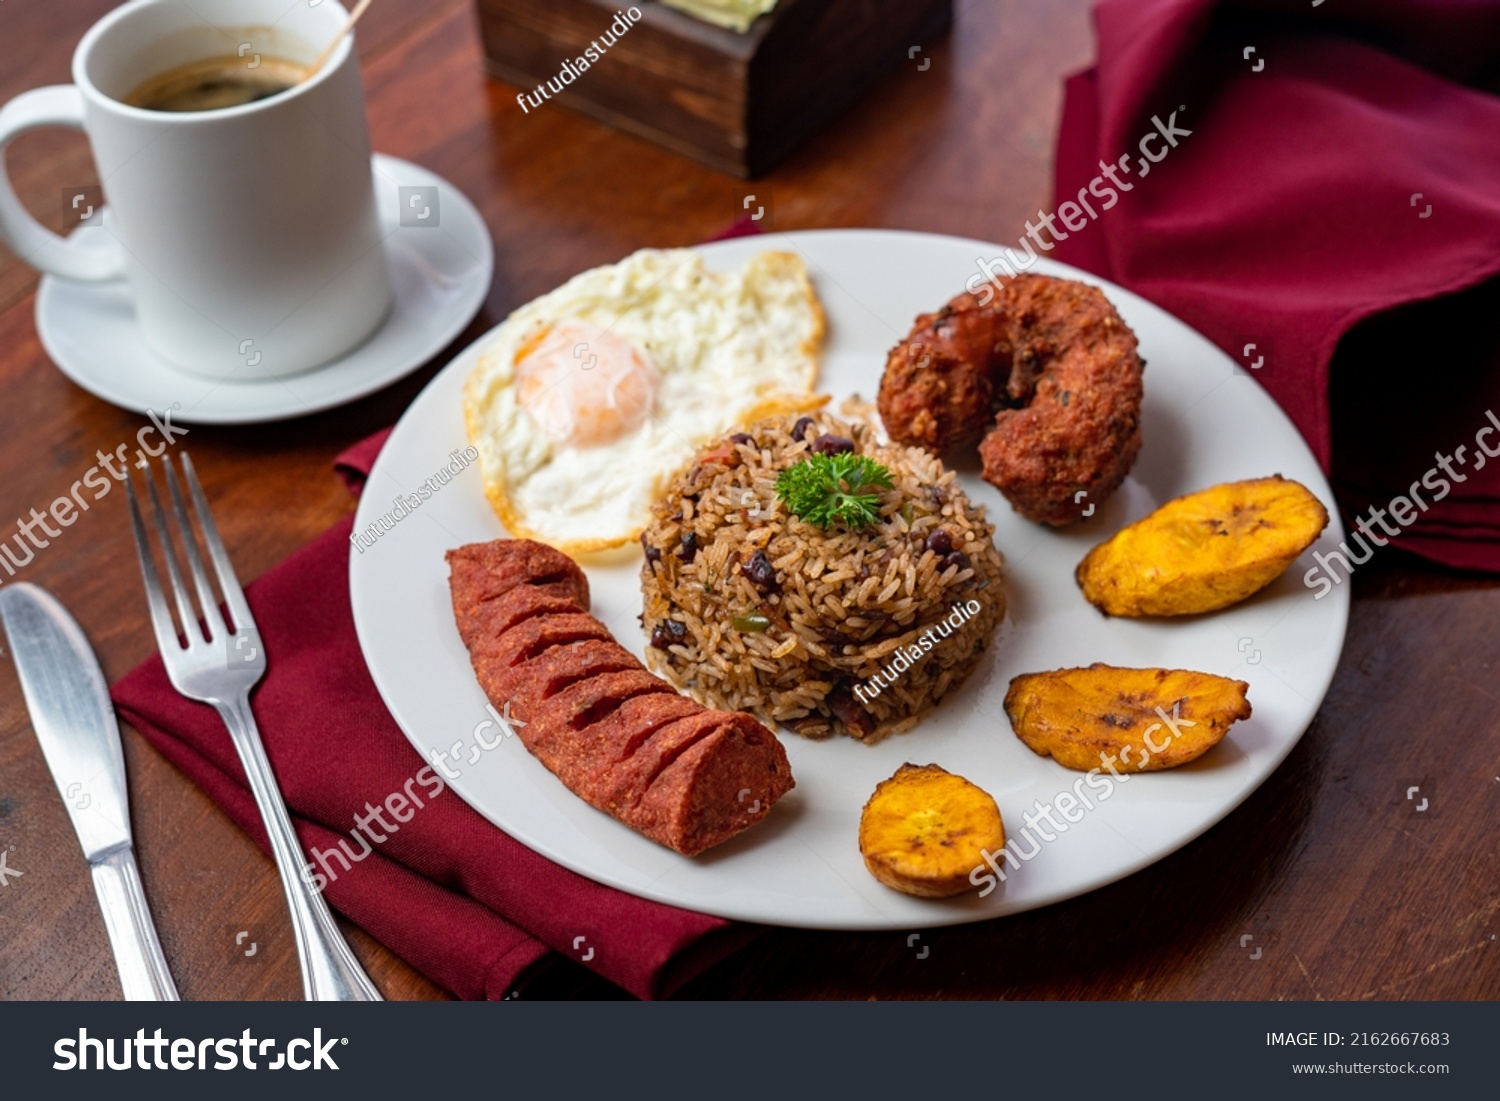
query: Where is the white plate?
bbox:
[36,155,493,425]
[349,229,1349,930]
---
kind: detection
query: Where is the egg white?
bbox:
[464,248,825,553]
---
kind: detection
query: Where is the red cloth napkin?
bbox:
[1051,0,1500,571]
[111,432,756,1000]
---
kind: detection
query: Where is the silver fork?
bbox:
[126,453,382,1002]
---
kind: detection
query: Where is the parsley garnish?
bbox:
[775,453,895,530]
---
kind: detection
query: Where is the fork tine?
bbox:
[180,454,256,633]
[162,455,229,642]
[141,463,206,646]
[125,471,187,655]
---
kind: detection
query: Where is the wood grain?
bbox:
[0,0,1496,1002]
[475,0,953,177]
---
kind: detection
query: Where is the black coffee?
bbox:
[125,55,310,112]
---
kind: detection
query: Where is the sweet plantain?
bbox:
[1076,476,1328,616]
[1004,665,1251,773]
[858,763,1005,898]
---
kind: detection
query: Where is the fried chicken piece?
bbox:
[876,291,1011,453]
[877,275,1144,527]
[979,276,1143,526]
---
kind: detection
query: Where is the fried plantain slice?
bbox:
[1004,664,1251,773]
[858,763,1005,898]
[1076,475,1329,617]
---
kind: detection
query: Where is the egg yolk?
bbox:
[514,321,659,447]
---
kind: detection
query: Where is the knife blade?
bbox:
[0,582,180,1001]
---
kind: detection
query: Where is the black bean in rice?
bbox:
[639,412,1006,742]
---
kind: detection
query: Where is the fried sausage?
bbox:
[446,538,794,856]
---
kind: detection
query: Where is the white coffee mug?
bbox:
[0,0,392,380]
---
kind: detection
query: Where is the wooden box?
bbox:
[475,0,954,178]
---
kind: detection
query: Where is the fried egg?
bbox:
[463,248,825,553]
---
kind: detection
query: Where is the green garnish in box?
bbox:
[659,0,779,34]
[775,453,895,531]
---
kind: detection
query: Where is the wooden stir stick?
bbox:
[307,0,374,77]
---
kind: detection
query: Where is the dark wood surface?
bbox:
[1,0,1496,1002]
[475,0,954,177]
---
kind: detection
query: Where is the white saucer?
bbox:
[36,155,493,425]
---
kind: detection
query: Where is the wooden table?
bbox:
[2,0,1496,1002]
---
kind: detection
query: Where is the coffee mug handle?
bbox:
[0,85,126,282]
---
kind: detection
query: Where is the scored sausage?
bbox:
[447,538,794,857]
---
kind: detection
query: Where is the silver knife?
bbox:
[0,582,180,1001]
